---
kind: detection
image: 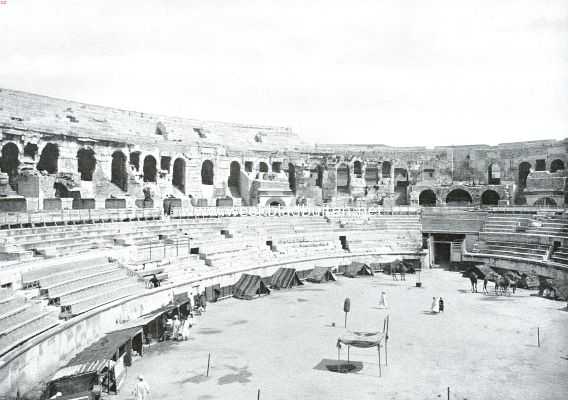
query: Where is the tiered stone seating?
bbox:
[524,217,568,239]
[271,233,342,258]
[551,247,568,265]
[482,215,531,233]
[0,289,58,356]
[472,240,548,261]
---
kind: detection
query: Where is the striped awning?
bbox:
[51,359,115,381]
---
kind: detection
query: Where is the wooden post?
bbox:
[447,386,450,400]
[377,344,381,377]
[257,389,260,400]
[537,327,540,347]
[206,352,211,376]
[344,312,347,328]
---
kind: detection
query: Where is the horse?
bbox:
[465,270,478,292]
[390,260,407,281]
[495,276,510,296]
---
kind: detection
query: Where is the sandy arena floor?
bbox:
[114,269,568,400]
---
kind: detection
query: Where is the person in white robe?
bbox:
[430,296,439,313]
[378,291,388,309]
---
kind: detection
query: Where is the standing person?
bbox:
[172,315,181,340]
[133,375,150,400]
[200,293,207,311]
[430,296,439,313]
[378,291,388,309]
[438,297,444,312]
[483,277,488,294]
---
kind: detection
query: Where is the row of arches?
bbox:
[418,188,501,207]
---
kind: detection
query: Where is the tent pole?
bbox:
[378,344,381,377]
[347,346,350,363]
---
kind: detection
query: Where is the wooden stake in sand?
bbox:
[537,327,540,347]
[206,353,211,376]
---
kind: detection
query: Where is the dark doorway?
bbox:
[111,151,128,191]
[288,163,296,193]
[481,190,499,206]
[201,160,214,185]
[0,142,20,187]
[173,158,186,193]
[336,163,350,192]
[23,143,38,159]
[446,189,472,206]
[550,159,565,173]
[143,155,157,182]
[37,143,59,174]
[77,148,96,181]
[487,163,501,185]
[353,161,362,177]
[518,162,531,188]
[130,152,141,171]
[272,162,282,173]
[259,162,269,173]
[419,190,437,206]
[228,161,241,197]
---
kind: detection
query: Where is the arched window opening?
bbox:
[272,162,282,173]
[419,190,437,207]
[77,148,96,181]
[487,163,501,185]
[111,151,128,191]
[353,161,362,177]
[0,142,20,187]
[244,161,253,173]
[23,143,38,159]
[228,161,241,196]
[160,156,171,172]
[201,160,214,185]
[535,159,546,171]
[446,189,472,206]
[534,197,557,207]
[172,158,186,193]
[288,163,296,193]
[481,190,500,206]
[37,143,59,174]
[143,155,157,182]
[130,152,141,171]
[364,166,378,186]
[337,163,350,192]
[382,161,391,177]
[550,159,565,173]
[518,162,531,188]
[259,162,269,173]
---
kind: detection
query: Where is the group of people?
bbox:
[430,296,445,313]
[164,314,192,341]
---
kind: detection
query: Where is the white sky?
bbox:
[1,0,567,146]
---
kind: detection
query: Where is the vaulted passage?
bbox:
[518,162,531,188]
[382,161,391,177]
[0,142,20,187]
[481,190,499,206]
[172,158,186,193]
[446,189,472,206]
[259,162,269,173]
[37,143,59,174]
[143,155,157,182]
[487,163,501,185]
[130,152,141,171]
[23,143,38,159]
[111,151,128,191]
[550,159,565,173]
[534,197,557,207]
[77,148,96,181]
[419,189,437,206]
[288,163,296,193]
[336,163,350,192]
[353,161,362,177]
[364,166,378,186]
[228,161,241,196]
[201,160,214,185]
[272,162,282,173]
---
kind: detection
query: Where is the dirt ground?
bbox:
[113,269,568,400]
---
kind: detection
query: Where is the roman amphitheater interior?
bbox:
[0,88,567,399]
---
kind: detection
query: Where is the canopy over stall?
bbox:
[233,274,271,300]
[343,262,374,278]
[270,268,304,289]
[306,267,336,283]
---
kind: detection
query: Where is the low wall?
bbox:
[0,251,422,398]
[463,252,568,280]
[0,198,27,213]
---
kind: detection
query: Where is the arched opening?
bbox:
[228,161,241,196]
[336,163,350,192]
[419,190,437,207]
[487,163,501,185]
[201,160,214,185]
[288,163,296,193]
[364,166,378,186]
[382,161,391,178]
[37,143,59,174]
[0,142,20,187]
[259,162,269,173]
[77,148,96,181]
[172,158,186,193]
[394,168,409,205]
[23,143,38,159]
[143,155,157,182]
[534,197,557,207]
[481,190,500,206]
[111,151,128,191]
[244,161,253,173]
[353,161,362,177]
[445,188,472,206]
[550,159,565,173]
[130,152,141,171]
[311,164,323,188]
[272,162,282,173]
[518,162,531,188]
[266,198,285,207]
